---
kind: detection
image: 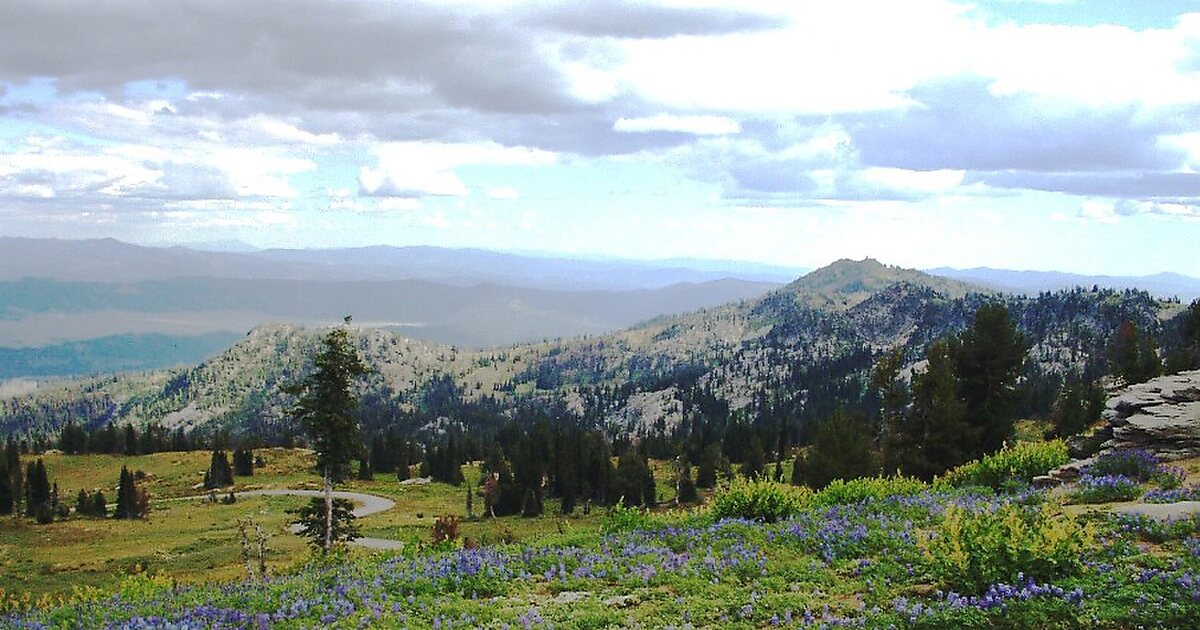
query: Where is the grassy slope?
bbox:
[0,449,694,599]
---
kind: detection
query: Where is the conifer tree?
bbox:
[1109,320,1162,385]
[205,450,234,489]
[740,436,766,479]
[114,466,135,519]
[696,443,725,489]
[795,409,879,489]
[285,317,367,552]
[675,457,699,504]
[6,437,22,515]
[884,340,973,480]
[0,463,11,515]
[75,489,91,517]
[25,459,50,517]
[951,303,1026,458]
[92,491,107,518]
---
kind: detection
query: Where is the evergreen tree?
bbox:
[951,303,1026,458]
[114,466,135,519]
[1176,301,1200,371]
[285,318,368,553]
[884,340,974,480]
[1109,320,1162,385]
[795,409,879,489]
[871,348,909,429]
[675,458,699,504]
[25,459,50,517]
[75,488,91,516]
[92,491,107,518]
[521,487,542,517]
[123,425,138,456]
[696,443,726,489]
[740,436,766,479]
[613,451,653,507]
[0,463,11,515]
[205,450,234,489]
[232,449,255,476]
[290,498,359,550]
[357,457,373,481]
[5,436,21,515]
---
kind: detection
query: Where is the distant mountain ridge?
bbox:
[929,267,1200,301]
[1,259,1184,442]
[0,237,804,289]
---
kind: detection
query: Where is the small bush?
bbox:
[1088,448,1160,482]
[1152,465,1186,490]
[430,515,460,545]
[939,440,1069,490]
[601,502,655,534]
[1071,473,1140,504]
[710,478,808,523]
[923,502,1091,593]
[808,475,926,506]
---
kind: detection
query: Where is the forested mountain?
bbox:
[0,259,1188,450]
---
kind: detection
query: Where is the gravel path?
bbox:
[1112,501,1200,521]
[180,488,406,550]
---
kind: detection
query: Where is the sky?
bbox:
[1,0,1198,276]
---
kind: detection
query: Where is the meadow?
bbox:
[4,445,1200,628]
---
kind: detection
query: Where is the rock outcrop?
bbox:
[1104,370,1200,460]
[1043,370,1200,484]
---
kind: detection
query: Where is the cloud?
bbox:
[0,1,583,116]
[851,78,1188,172]
[529,0,786,39]
[614,114,740,135]
[358,141,555,198]
[1115,199,1200,218]
[487,186,521,200]
[973,171,1200,198]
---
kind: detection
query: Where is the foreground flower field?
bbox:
[8,479,1200,629]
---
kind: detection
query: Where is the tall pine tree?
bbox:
[884,340,974,480]
[285,317,368,552]
[951,303,1026,458]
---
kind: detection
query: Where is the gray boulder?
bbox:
[1044,370,1200,483]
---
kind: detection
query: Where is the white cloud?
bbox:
[255,117,341,146]
[359,141,556,198]
[1078,200,1120,223]
[614,114,740,135]
[861,167,965,194]
[487,186,521,200]
[1115,199,1200,218]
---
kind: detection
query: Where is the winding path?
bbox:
[194,489,407,550]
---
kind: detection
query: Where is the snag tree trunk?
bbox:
[324,468,333,553]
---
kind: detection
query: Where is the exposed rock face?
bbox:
[1042,370,1200,484]
[1104,370,1200,460]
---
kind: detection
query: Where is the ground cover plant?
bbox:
[8,472,1200,628]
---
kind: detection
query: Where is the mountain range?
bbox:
[1,238,1195,382]
[1,257,1187,442]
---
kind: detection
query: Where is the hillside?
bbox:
[1,259,1185,443]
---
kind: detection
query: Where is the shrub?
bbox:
[1151,465,1186,490]
[709,478,808,523]
[1071,473,1140,504]
[808,475,926,506]
[430,515,460,545]
[939,440,1069,490]
[923,502,1091,593]
[1088,448,1159,482]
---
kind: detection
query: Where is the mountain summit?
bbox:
[783,258,983,310]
